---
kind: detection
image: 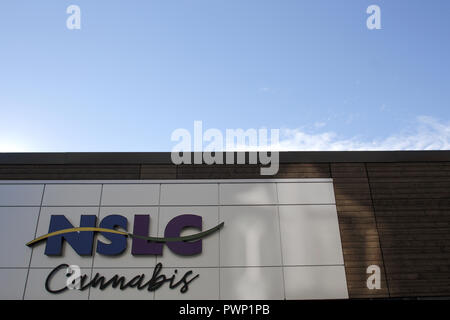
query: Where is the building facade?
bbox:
[0,151,449,300]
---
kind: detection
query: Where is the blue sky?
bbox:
[0,0,449,151]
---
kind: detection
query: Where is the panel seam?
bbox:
[22,184,46,300]
[275,183,286,300]
[87,184,104,300]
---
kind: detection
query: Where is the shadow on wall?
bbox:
[331,163,389,298]
[221,184,280,299]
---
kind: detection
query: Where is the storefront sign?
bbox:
[0,179,348,300]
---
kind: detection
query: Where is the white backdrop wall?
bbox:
[0,179,348,300]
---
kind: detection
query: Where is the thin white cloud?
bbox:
[275,116,450,151]
[232,116,450,151]
[1,116,448,152]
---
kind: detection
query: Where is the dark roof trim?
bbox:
[1,151,450,165]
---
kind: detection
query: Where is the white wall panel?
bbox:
[43,184,101,206]
[160,184,218,206]
[0,207,40,267]
[220,267,284,300]
[219,183,277,205]
[279,205,344,266]
[220,206,282,267]
[101,184,159,206]
[284,266,348,300]
[0,184,44,206]
[277,182,335,204]
[0,269,28,299]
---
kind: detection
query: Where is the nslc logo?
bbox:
[27,214,224,295]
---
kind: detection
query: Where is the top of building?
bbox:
[1,151,450,164]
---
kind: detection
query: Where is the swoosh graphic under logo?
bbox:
[26,222,224,247]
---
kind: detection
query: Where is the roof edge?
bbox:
[1,151,450,164]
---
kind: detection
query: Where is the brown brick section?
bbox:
[0,164,141,180]
[140,164,176,179]
[174,163,330,179]
[367,162,450,298]
[331,163,389,298]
